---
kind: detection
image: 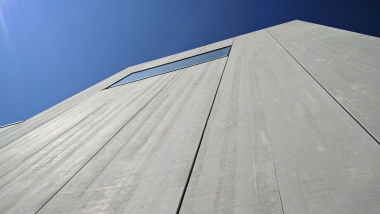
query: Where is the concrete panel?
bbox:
[37,58,228,213]
[256,29,380,213]
[0,72,178,214]
[180,30,283,214]
[0,79,177,177]
[180,29,380,214]
[267,20,380,142]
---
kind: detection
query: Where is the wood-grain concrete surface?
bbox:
[267,20,380,143]
[0,126,13,135]
[180,30,284,214]
[0,76,176,178]
[37,58,228,213]
[0,72,178,213]
[180,29,380,213]
[0,122,22,135]
[0,38,233,214]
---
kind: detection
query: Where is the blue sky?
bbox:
[0,0,379,126]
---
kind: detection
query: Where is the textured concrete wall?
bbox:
[0,38,232,213]
[180,27,380,213]
[0,39,232,148]
[0,121,23,135]
[0,21,379,214]
[38,57,228,214]
[267,20,380,143]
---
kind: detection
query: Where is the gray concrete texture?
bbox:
[0,121,23,135]
[267,20,380,143]
[0,21,379,213]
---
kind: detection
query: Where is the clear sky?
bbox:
[0,0,379,126]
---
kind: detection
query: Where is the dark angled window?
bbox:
[107,46,231,88]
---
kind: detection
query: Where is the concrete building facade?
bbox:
[0,20,380,213]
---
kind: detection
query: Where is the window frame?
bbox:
[106,46,232,89]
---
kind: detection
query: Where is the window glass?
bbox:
[108,46,231,88]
